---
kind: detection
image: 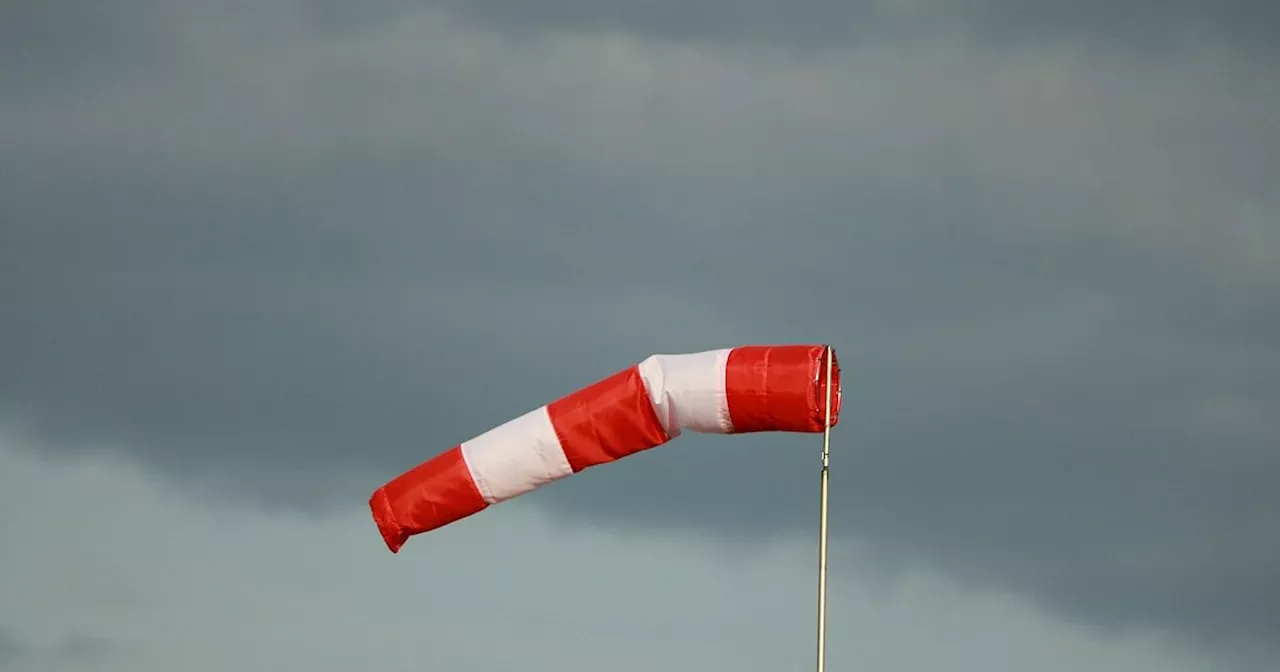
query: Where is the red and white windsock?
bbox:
[369,344,841,552]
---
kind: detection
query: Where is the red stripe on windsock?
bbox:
[725,345,841,433]
[548,365,670,472]
[368,445,487,553]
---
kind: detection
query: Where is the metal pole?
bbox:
[816,345,834,672]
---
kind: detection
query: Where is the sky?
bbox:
[2,1,1278,670]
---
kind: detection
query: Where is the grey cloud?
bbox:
[53,634,116,662]
[6,0,1277,85]
[294,0,1280,54]
[1,441,1238,672]
[3,0,1278,660]
[0,1,188,94]
[0,630,115,670]
[0,629,27,668]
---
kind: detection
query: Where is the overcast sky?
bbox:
[2,1,1278,670]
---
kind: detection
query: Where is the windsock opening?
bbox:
[724,344,841,433]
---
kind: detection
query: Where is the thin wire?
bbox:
[816,345,833,672]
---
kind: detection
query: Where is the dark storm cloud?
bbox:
[3,0,1278,659]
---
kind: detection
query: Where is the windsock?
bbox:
[369,344,841,552]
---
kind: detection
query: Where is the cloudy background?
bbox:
[2,1,1278,670]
